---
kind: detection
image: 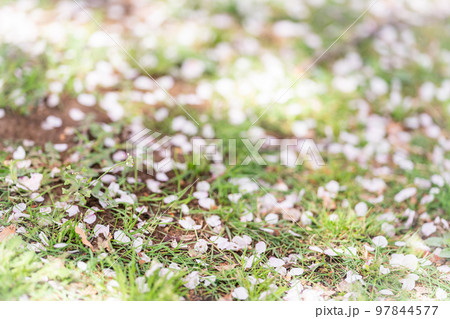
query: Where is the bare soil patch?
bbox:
[0,99,109,149]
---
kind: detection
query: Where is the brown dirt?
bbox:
[0,98,110,149]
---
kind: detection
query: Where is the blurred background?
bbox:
[0,0,449,173]
[0,0,449,131]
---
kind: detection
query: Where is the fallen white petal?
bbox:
[231,287,249,300]
[372,236,388,248]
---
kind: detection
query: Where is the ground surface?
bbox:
[0,0,449,301]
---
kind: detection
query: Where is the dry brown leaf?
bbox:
[97,234,112,252]
[80,285,98,296]
[180,234,196,241]
[323,196,336,210]
[214,263,236,271]
[0,225,16,242]
[75,226,95,251]
[188,249,201,258]
[219,293,233,301]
